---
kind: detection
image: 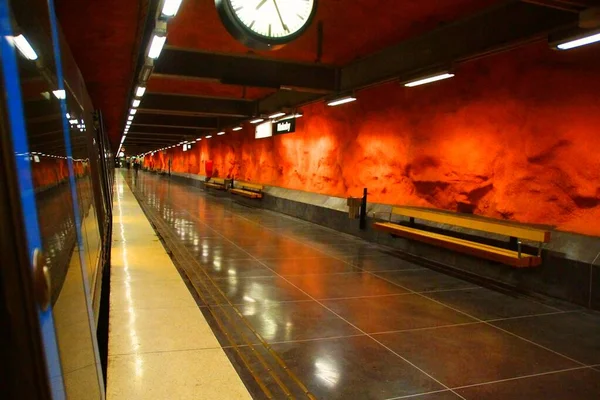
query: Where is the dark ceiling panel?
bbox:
[341,2,577,90]
[258,91,324,115]
[154,48,338,93]
[129,125,211,135]
[132,113,241,129]
[139,93,256,118]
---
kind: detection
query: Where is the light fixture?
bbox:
[217,131,225,135]
[140,61,154,81]
[250,118,264,124]
[132,99,141,107]
[554,31,600,50]
[278,113,303,121]
[66,113,71,119]
[136,86,146,97]
[129,109,137,115]
[205,135,212,139]
[13,34,38,60]
[403,72,454,87]
[269,112,286,119]
[148,33,167,59]
[161,0,183,17]
[128,116,134,121]
[52,90,66,100]
[69,119,78,124]
[196,138,202,141]
[232,126,242,131]
[327,96,356,107]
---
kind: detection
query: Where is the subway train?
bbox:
[0,0,112,397]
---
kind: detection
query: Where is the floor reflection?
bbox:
[127,171,600,400]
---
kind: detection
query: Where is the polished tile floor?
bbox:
[125,171,600,400]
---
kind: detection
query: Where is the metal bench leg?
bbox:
[517,240,522,259]
[537,242,543,256]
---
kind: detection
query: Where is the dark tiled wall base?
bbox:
[261,194,599,311]
[162,172,600,311]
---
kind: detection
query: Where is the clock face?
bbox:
[216,0,317,50]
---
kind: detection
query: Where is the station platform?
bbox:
[107,173,252,399]
[108,171,600,399]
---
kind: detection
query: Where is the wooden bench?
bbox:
[373,206,551,268]
[205,177,228,190]
[230,181,263,199]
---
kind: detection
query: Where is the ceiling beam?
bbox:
[341,2,576,90]
[258,91,323,115]
[128,125,210,135]
[153,47,338,93]
[521,0,592,12]
[139,93,256,118]
[131,113,241,128]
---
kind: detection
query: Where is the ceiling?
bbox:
[55,0,591,154]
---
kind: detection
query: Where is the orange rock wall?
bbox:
[145,44,600,236]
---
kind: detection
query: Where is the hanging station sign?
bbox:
[255,120,273,139]
[274,118,296,135]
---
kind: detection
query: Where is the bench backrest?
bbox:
[210,178,226,185]
[236,181,263,192]
[392,206,551,242]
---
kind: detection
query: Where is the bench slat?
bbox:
[231,188,262,199]
[392,206,551,242]
[374,222,541,268]
[235,181,263,191]
[205,182,225,190]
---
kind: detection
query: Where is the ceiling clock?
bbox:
[215,0,318,51]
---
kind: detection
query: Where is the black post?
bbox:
[359,188,367,230]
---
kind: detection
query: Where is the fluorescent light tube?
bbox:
[148,34,167,59]
[327,96,356,107]
[13,35,38,60]
[129,109,137,115]
[279,113,303,121]
[250,118,264,124]
[404,73,454,87]
[162,0,183,17]
[128,116,134,121]
[52,90,66,99]
[136,86,146,97]
[132,99,141,107]
[196,138,202,141]
[557,32,600,50]
[217,131,225,135]
[269,112,286,119]
[205,135,212,139]
[232,127,242,131]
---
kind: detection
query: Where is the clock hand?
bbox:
[272,0,289,32]
[256,0,267,10]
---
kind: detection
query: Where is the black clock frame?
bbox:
[215,0,318,51]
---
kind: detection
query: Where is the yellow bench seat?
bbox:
[230,188,263,199]
[205,178,226,190]
[373,222,542,268]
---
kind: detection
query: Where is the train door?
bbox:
[0,0,103,398]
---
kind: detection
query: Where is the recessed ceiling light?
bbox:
[404,73,454,87]
[327,96,356,107]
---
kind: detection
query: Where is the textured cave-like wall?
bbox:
[147,43,600,236]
